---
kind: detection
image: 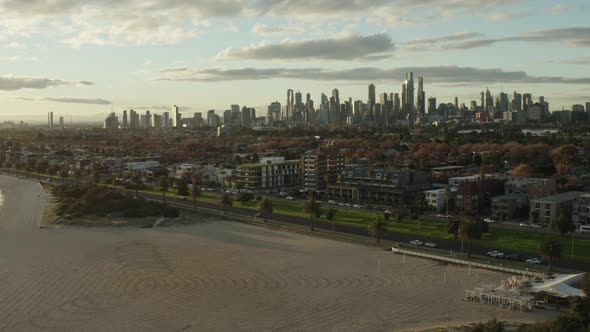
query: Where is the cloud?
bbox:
[16,97,112,105]
[157,65,590,85]
[562,58,590,65]
[251,23,303,35]
[0,55,38,61]
[0,75,93,91]
[486,10,529,22]
[217,33,395,61]
[548,4,567,14]
[128,105,175,111]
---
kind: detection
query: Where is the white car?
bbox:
[328,200,338,205]
[410,240,424,246]
[353,204,363,208]
[519,223,531,228]
[424,242,438,248]
[285,196,295,200]
[384,209,392,214]
[530,223,543,229]
[526,257,543,264]
[484,218,497,224]
[487,250,504,258]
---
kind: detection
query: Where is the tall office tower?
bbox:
[104,112,118,129]
[539,96,549,113]
[145,110,151,128]
[480,91,485,110]
[485,88,492,111]
[454,96,458,109]
[523,93,532,111]
[173,105,181,128]
[241,107,256,128]
[231,104,240,113]
[207,110,216,127]
[470,100,477,111]
[129,109,137,128]
[368,84,376,105]
[59,117,64,130]
[193,113,203,126]
[367,84,376,121]
[416,76,425,117]
[496,92,509,112]
[163,112,170,127]
[405,72,415,115]
[586,102,590,114]
[512,92,522,111]
[393,93,400,120]
[48,112,54,130]
[267,101,281,123]
[328,96,338,124]
[401,84,407,118]
[140,114,147,128]
[223,110,232,126]
[286,89,294,123]
[353,100,363,124]
[428,97,437,114]
[122,110,128,128]
[152,114,162,128]
[295,91,303,111]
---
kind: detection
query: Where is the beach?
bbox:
[0,175,554,331]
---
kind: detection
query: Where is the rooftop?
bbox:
[531,191,587,203]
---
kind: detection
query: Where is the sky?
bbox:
[0,0,589,123]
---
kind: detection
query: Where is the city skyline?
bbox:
[1,0,590,121]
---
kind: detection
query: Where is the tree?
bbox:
[219,193,233,214]
[304,195,322,231]
[256,197,273,222]
[530,210,540,224]
[459,219,482,258]
[551,208,574,237]
[131,173,143,198]
[238,192,254,204]
[539,238,561,271]
[158,175,169,206]
[512,163,534,177]
[447,219,461,239]
[176,179,189,196]
[368,216,386,244]
[326,208,337,220]
[191,184,201,209]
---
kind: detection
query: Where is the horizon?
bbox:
[1,0,589,122]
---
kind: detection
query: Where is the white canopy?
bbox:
[530,273,586,298]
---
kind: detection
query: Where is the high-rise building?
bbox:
[223,110,232,126]
[295,91,303,111]
[416,77,425,117]
[173,105,181,128]
[231,104,240,113]
[207,110,219,127]
[405,72,414,115]
[145,110,151,128]
[163,112,170,127]
[122,110,128,128]
[59,117,64,130]
[241,107,255,128]
[129,109,137,129]
[48,112,54,130]
[428,97,437,114]
[401,84,407,117]
[480,91,485,109]
[393,93,400,120]
[470,100,477,111]
[454,96,458,109]
[586,102,590,114]
[512,92,522,112]
[523,93,532,111]
[286,89,294,124]
[268,101,281,123]
[301,150,345,194]
[104,112,118,129]
[485,88,492,111]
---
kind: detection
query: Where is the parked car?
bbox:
[424,242,438,248]
[384,209,392,214]
[505,254,523,262]
[519,223,532,228]
[484,218,497,224]
[437,214,451,218]
[285,196,295,200]
[353,204,363,208]
[487,250,505,258]
[526,257,543,264]
[328,200,338,205]
[410,240,424,246]
[530,223,543,229]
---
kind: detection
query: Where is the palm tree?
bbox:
[158,175,169,206]
[219,193,233,214]
[539,238,561,271]
[459,219,482,258]
[191,184,202,209]
[304,195,321,231]
[256,197,273,222]
[368,216,387,244]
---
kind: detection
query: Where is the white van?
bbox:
[579,225,590,234]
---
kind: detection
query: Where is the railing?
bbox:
[391,247,544,278]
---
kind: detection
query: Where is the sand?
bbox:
[0,175,554,331]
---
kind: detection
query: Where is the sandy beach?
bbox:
[0,175,554,331]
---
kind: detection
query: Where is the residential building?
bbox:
[424,188,446,212]
[302,150,344,195]
[572,194,590,225]
[236,157,301,192]
[455,179,504,214]
[504,177,556,199]
[530,191,587,225]
[491,193,529,220]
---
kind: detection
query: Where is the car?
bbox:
[384,209,392,214]
[410,240,424,246]
[338,202,346,206]
[526,257,543,264]
[254,212,263,218]
[344,203,352,207]
[353,204,363,208]
[530,223,543,229]
[519,223,532,228]
[424,242,438,248]
[487,250,505,258]
[285,196,295,200]
[328,200,338,205]
[484,218,497,224]
[505,253,523,262]
[437,214,451,218]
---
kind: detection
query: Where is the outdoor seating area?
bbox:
[465,273,586,312]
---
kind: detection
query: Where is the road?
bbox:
[137,191,590,272]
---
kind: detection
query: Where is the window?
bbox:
[545,204,550,210]
[535,203,540,209]
[545,211,550,217]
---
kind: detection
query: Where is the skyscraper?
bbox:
[286,89,294,124]
[59,117,64,130]
[428,97,437,114]
[129,109,137,128]
[416,77,425,117]
[454,96,458,109]
[163,112,170,127]
[122,110,128,128]
[485,88,492,111]
[586,102,590,114]
[405,72,414,115]
[401,84,407,117]
[393,93,400,120]
[173,105,181,128]
[48,112,54,130]
[523,93,532,111]
[512,92,522,112]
